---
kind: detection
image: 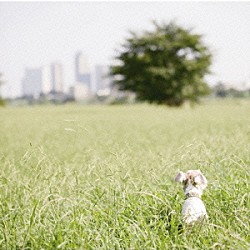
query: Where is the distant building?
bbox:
[22,66,53,98]
[22,68,43,98]
[41,66,52,94]
[69,82,89,101]
[75,51,91,91]
[51,62,63,93]
[95,65,112,96]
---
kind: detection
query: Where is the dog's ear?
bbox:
[194,171,207,189]
[174,171,187,183]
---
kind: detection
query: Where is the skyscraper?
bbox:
[51,62,63,93]
[22,68,43,98]
[22,66,54,97]
[95,65,112,96]
[41,66,52,94]
[75,51,91,90]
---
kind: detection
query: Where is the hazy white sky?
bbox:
[1,1,250,97]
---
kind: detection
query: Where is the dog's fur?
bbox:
[175,170,208,225]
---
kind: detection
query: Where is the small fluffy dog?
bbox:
[175,170,208,225]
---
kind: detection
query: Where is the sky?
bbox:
[1,1,250,97]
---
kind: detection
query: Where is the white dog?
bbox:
[175,169,208,225]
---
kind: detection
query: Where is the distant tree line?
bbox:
[212,82,250,98]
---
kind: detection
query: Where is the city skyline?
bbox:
[20,51,112,100]
[1,2,250,97]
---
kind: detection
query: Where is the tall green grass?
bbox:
[0,100,249,249]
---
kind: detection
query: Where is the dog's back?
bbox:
[182,196,207,224]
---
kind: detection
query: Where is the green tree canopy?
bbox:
[111,21,212,106]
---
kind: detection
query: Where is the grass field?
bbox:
[0,100,249,249]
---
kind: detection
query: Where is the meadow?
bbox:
[0,100,249,249]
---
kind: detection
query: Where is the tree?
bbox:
[111,21,212,106]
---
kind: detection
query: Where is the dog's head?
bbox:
[174,170,207,197]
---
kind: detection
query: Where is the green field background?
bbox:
[0,100,249,249]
